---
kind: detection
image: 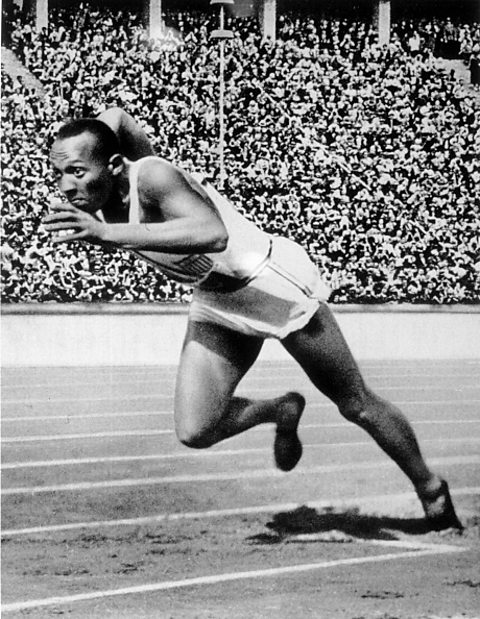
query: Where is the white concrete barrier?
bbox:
[1,303,479,366]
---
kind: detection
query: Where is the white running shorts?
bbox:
[189,236,331,339]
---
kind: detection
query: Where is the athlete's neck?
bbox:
[101,166,131,223]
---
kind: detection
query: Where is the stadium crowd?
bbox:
[1,4,479,304]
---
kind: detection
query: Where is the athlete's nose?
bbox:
[58,175,77,198]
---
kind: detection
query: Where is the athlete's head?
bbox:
[50,119,123,213]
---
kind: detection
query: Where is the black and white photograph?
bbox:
[1,0,479,616]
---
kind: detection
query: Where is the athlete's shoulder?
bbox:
[136,156,186,177]
[136,156,184,192]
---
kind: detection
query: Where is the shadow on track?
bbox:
[246,505,437,544]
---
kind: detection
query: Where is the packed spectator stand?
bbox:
[1,4,479,304]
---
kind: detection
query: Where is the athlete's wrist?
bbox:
[98,223,136,249]
[98,223,115,245]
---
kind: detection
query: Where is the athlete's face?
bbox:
[50,133,115,213]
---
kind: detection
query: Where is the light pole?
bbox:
[210,0,233,189]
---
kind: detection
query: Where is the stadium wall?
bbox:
[1,304,479,366]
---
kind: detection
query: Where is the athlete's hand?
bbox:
[43,200,106,245]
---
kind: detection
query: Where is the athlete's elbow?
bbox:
[203,221,228,253]
[191,219,228,252]
[212,229,228,252]
[97,107,123,131]
[209,224,228,252]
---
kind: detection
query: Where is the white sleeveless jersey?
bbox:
[126,157,272,286]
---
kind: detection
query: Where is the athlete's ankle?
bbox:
[415,474,443,502]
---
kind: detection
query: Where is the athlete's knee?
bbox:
[337,389,373,424]
[338,386,389,426]
[175,421,214,449]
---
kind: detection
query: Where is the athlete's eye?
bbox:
[72,168,86,178]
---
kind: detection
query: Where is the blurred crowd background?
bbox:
[1,3,479,304]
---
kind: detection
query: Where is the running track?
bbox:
[2,359,479,618]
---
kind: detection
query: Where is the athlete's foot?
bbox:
[274,392,305,472]
[417,478,463,531]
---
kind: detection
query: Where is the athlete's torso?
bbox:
[125,156,271,286]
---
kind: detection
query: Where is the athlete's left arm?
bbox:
[44,160,229,254]
[97,108,155,160]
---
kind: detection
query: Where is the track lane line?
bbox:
[3,385,480,405]
[1,410,175,422]
[4,364,476,388]
[2,487,478,537]
[3,399,480,422]
[4,372,479,390]
[2,418,480,443]
[1,429,173,443]
[0,541,467,613]
[2,455,479,495]
[3,437,480,470]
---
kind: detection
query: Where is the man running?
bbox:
[43,107,462,531]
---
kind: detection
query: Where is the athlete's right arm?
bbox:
[99,160,229,254]
[44,160,229,254]
[97,107,155,160]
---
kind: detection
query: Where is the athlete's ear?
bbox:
[107,154,124,177]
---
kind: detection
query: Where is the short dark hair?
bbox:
[55,118,121,162]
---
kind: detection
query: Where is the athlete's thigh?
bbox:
[174,319,264,434]
[281,302,366,405]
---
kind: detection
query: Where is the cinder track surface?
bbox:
[2,360,479,618]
